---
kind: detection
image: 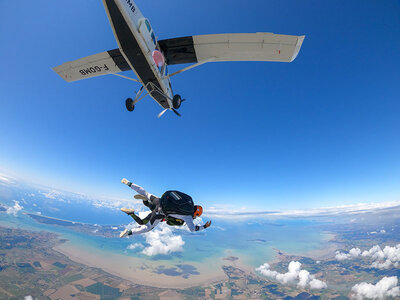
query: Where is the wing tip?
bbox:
[289,35,306,62]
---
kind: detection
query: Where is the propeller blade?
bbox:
[181,99,186,102]
[157,109,168,118]
[172,108,181,117]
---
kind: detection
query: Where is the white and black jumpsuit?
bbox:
[127,182,207,235]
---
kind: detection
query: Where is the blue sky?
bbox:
[1,0,399,211]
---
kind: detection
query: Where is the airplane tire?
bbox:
[125,98,135,112]
[172,94,182,109]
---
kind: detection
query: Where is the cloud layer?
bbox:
[352,276,400,300]
[6,201,23,216]
[207,201,400,219]
[0,173,16,185]
[335,244,400,269]
[256,261,327,290]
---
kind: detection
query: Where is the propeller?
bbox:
[157,109,168,118]
[171,108,181,117]
[157,98,185,118]
[157,108,181,118]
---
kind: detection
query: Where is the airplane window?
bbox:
[151,32,156,45]
[145,20,151,32]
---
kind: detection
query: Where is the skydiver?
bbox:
[122,193,159,226]
[119,178,211,238]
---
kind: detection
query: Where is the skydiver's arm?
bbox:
[130,219,160,235]
[169,215,208,232]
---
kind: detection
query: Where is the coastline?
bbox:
[2,212,338,288]
[268,231,339,265]
[53,240,228,289]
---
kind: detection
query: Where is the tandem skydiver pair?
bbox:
[119,178,211,238]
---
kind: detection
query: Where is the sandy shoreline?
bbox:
[302,232,339,260]
[268,231,339,265]
[54,241,229,289]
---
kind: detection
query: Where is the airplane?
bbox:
[53,0,305,117]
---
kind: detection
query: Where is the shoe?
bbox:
[134,194,147,201]
[121,207,135,215]
[120,228,132,238]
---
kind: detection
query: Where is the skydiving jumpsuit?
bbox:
[127,182,164,235]
[127,182,208,234]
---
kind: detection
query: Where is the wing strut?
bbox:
[111,73,141,83]
[166,57,216,78]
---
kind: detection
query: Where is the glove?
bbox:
[121,178,131,186]
[204,220,212,229]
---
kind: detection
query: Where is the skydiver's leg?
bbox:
[121,179,159,207]
[129,212,152,225]
[133,194,154,210]
[128,182,154,202]
[141,213,152,224]
[129,213,145,225]
[120,219,161,238]
[120,208,152,226]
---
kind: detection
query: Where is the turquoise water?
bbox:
[0,183,331,269]
[180,219,330,267]
[0,210,330,269]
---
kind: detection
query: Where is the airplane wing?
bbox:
[158,32,305,65]
[53,49,130,82]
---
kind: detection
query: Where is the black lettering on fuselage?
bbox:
[79,65,110,76]
[125,0,136,13]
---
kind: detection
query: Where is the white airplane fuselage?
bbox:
[54,1,306,115]
[103,0,173,108]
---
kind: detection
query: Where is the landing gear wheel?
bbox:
[172,94,182,109]
[125,98,135,112]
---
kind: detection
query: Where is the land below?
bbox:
[2,209,400,299]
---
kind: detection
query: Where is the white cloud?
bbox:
[363,245,400,269]
[24,296,33,300]
[40,190,62,200]
[352,276,400,299]
[256,261,327,290]
[369,229,386,235]
[0,173,16,185]
[137,211,151,219]
[6,201,23,216]
[207,200,400,219]
[309,278,327,289]
[141,225,184,256]
[127,243,143,250]
[335,248,361,261]
[337,244,400,269]
[335,252,351,261]
[90,195,143,211]
[350,248,362,257]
